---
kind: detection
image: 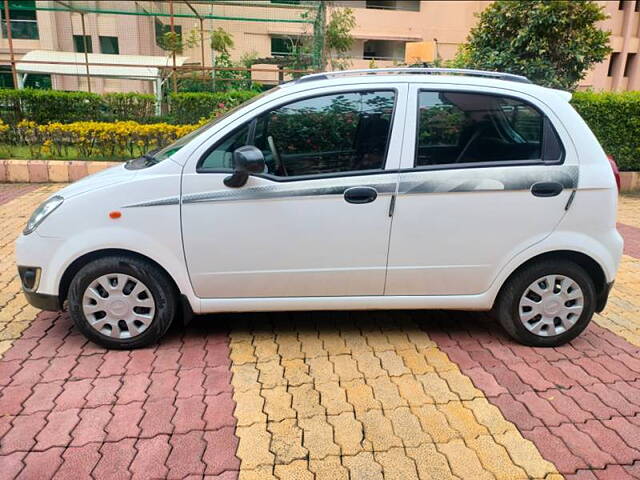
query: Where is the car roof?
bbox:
[278,68,571,102]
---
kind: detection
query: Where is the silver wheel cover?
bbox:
[518,274,584,337]
[82,273,156,339]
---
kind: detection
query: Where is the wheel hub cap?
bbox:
[518,274,584,337]
[82,273,156,339]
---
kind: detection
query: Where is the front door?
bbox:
[386,86,576,296]
[181,85,407,298]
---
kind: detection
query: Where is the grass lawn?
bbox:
[0,144,129,162]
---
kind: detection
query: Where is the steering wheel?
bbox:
[268,135,287,176]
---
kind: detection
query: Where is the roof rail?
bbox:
[296,67,532,85]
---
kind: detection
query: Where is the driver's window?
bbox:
[255,90,395,177]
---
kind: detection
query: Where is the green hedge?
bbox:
[571,91,640,171]
[0,89,103,124]
[168,90,260,124]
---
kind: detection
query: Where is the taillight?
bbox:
[607,154,621,192]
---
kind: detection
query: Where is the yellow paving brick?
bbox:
[438,402,489,440]
[282,358,312,386]
[230,341,257,365]
[463,398,517,436]
[308,456,349,480]
[306,356,337,384]
[423,348,457,372]
[342,452,383,480]
[327,411,363,455]
[383,330,416,351]
[316,381,352,415]
[342,379,380,413]
[392,373,434,406]
[398,348,435,374]
[262,386,296,422]
[273,460,313,480]
[367,375,408,410]
[253,336,279,361]
[257,359,286,389]
[298,415,340,459]
[330,354,362,381]
[276,336,304,361]
[365,330,395,352]
[231,364,260,392]
[376,350,411,376]
[494,430,557,479]
[411,404,459,443]
[418,372,460,404]
[298,331,325,358]
[387,406,430,447]
[320,331,350,355]
[374,447,419,480]
[439,368,484,401]
[341,330,372,354]
[233,390,267,426]
[236,424,275,470]
[467,435,528,480]
[352,350,386,378]
[406,444,457,480]
[436,439,494,480]
[239,466,277,480]
[289,383,325,418]
[268,419,307,464]
[357,408,403,451]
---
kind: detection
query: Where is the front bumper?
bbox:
[23,290,61,311]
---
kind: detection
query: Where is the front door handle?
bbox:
[531,181,563,197]
[344,186,378,204]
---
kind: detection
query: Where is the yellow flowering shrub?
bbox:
[12,120,205,160]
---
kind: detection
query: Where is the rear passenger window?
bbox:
[415,91,561,167]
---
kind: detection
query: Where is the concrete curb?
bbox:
[0,159,120,183]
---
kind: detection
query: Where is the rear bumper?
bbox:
[595,280,614,313]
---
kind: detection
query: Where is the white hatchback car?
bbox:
[16,68,623,349]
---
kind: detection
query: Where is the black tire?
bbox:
[68,256,176,349]
[495,259,596,347]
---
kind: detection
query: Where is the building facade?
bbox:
[0,0,638,93]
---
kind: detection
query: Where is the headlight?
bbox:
[23,196,64,235]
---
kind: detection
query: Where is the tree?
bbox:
[325,6,356,70]
[452,0,611,90]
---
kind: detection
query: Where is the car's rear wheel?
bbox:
[68,256,176,349]
[495,259,596,347]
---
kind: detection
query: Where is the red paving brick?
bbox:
[436,320,640,475]
[0,312,239,480]
[618,222,640,258]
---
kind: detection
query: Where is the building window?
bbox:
[155,18,182,49]
[0,66,15,89]
[270,0,301,4]
[608,52,620,77]
[271,36,303,57]
[73,35,93,53]
[366,0,420,12]
[635,1,640,12]
[363,40,406,61]
[624,53,637,77]
[100,36,119,54]
[0,0,39,40]
[618,0,625,10]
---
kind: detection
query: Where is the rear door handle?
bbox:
[531,181,563,197]
[344,186,378,204]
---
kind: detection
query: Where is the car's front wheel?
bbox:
[68,256,176,349]
[495,259,596,347]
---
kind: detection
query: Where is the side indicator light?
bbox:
[109,211,122,219]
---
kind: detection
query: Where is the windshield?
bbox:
[153,88,278,163]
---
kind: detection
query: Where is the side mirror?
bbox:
[224,146,266,188]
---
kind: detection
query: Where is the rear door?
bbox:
[385,85,577,296]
